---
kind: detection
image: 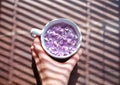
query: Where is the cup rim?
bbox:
[41,18,82,59]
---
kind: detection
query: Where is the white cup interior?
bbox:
[41,18,82,59]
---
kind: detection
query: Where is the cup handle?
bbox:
[30,28,43,37]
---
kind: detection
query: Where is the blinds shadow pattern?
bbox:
[0,0,120,85]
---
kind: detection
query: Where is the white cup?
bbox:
[31,18,82,59]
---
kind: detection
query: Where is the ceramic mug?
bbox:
[31,18,82,59]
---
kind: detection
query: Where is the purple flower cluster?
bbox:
[44,23,78,56]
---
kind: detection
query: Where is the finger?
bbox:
[31,47,40,63]
[30,45,34,51]
[33,37,54,64]
[33,41,66,68]
[66,48,83,65]
[33,36,45,52]
[31,46,42,72]
[33,37,55,62]
[31,45,41,64]
[33,36,41,44]
[78,48,83,57]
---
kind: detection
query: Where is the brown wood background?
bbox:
[0,0,120,85]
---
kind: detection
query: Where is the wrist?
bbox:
[41,74,70,85]
[42,80,66,85]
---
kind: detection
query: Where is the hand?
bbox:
[31,37,83,85]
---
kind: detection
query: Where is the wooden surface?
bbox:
[0,0,120,85]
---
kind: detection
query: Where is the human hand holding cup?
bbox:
[31,18,82,60]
